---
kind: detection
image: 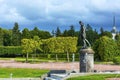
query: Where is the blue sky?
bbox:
[0,0,120,32]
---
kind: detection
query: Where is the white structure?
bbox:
[111,16,117,40]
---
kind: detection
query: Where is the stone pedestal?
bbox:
[79,48,94,72]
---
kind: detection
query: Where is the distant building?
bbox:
[111,16,117,40]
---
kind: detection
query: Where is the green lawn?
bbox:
[0,57,67,63]
[0,57,57,63]
[0,68,49,78]
[67,74,120,80]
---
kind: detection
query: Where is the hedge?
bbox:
[113,57,120,65]
[0,46,22,57]
[30,53,80,61]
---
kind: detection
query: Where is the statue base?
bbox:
[79,48,94,72]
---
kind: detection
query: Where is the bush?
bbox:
[0,46,22,57]
[113,57,120,65]
[93,36,117,61]
[29,53,80,61]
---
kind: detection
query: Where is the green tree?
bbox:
[30,27,40,38]
[39,31,51,39]
[99,27,112,38]
[22,28,30,39]
[33,36,42,53]
[55,27,61,37]
[12,22,21,46]
[3,29,12,46]
[0,28,4,46]
[51,30,56,37]
[62,30,68,37]
[21,39,34,62]
[67,25,75,37]
[86,24,99,45]
[116,34,120,56]
[93,36,117,61]
[77,30,82,47]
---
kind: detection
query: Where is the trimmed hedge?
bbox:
[0,46,22,57]
[113,57,120,65]
[30,53,79,61]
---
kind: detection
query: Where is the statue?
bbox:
[79,21,91,48]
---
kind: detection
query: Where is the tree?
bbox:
[93,36,117,61]
[62,29,68,37]
[3,29,12,46]
[39,31,51,39]
[21,39,34,62]
[67,25,75,37]
[12,22,21,46]
[0,28,4,46]
[116,34,120,56]
[51,30,56,37]
[86,24,99,45]
[22,28,30,39]
[77,29,82,47]
[30,27,51,39]
[42,37,77,62]
[99,27,112,38]
[55,27,61,37]
[33,36,42,53]
[30,27,40,38]
[100,27,104,34]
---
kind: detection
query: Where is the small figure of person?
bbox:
[79,21,91,48]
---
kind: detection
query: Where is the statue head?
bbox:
[79,21,84,26]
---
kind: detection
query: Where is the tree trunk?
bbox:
[67,51,69,62]
[26,53,29,63]
[56,54,58,62]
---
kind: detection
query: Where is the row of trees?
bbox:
[22,37,77,62]
[0,22,113,47]
[0,22,52,46]
[0,22,120,62]
[93,36,120,61]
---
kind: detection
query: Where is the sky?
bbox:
[0,0,120,32]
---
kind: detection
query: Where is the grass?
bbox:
[67,74,120,80]
[0,67,49,78]
[0,57,117,64]
[94,61,114,65]
[0,57,57,63]
[0,57,68,63]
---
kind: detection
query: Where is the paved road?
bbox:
[0,60,120,71]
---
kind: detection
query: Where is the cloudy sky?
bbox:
[0,0,120,32]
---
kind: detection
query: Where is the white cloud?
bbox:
[0,0,120,31]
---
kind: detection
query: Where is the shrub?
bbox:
[0,46,22,57]
[113,57,120,65]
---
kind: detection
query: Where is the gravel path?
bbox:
[0,60,120,71]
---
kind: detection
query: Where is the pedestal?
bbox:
[79,48,94,72]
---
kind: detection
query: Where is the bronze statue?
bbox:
[79,21,91,48]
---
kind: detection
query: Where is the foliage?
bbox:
[86,25,99,45]
[42,37,77,53]
[0,28,4,46]
[12,22,21,46]
[67,25,76,37]
[113,57,120,65]
[22,28,30,39]
[21,39,35,62]
[93,36,117,61]
[0,68,49,78]
[116,34,120,55]
[3,29,12,46]
[67,74,120,80]
[55,27,62,37]
[99,27,112,38]
[0,46,22,57]
[21,38,42,62]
